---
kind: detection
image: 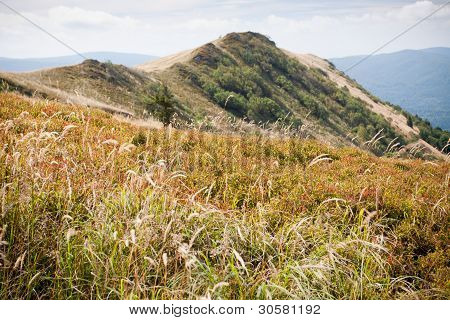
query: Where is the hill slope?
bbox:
[1,32,448,157]
[0,52,158,72]
[137,32,448,156]
[0,59,158,117]
[330,48,450,130]
[0,92,448,299]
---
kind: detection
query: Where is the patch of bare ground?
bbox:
[136,49,196,73]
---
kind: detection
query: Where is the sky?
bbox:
[0,0,449,59]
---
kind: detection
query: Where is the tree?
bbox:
[144,83,176,127]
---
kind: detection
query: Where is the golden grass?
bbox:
[0,92,448,299]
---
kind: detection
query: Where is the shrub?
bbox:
[132,131,147,146]
[247,96,285,122]
[213,90,248,116]
[142,83,177,127]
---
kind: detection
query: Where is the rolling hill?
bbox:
[0,59,156,117]
[136,32,448,156]
[0,51,157,72]
[0,32,448,158]
[0,32,449,300]
[330,48,450,130]
[0,91,448,299]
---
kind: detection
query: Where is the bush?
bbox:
[247,96,285,123]
[1,92,448,299]
[131,131,147,146]
[299,93,329,121]
[275,75,294,93]
[213,89,248,116]
[142,83,177,127]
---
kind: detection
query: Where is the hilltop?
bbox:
[0,59,155,117]
[1,32,448,158]
[331,48,450,130]
[0,92,448,299]
[0,52,158,72]
[137,32,448,156]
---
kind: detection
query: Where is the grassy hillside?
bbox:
[0,59,218,126]
[0,92,448,299]
[1,60,156,116]
[1,32,447,157]
[141,32,430,154]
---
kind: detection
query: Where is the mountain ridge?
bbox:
[136,32,447,157]
[1,32,448,159]
[330,47,450,130]
[0,51,158,72]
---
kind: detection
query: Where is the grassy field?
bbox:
[0,92,448,299]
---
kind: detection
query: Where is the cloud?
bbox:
[0,1,449,58]
[1,0,214,15]
[266,1,450,32]
[181,18,242,31]
[258,1,450,57]
[388,0,450,21]
[47,6,140,30]
[266,14,338,32]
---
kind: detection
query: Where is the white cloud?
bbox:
[259,1,450,57]
[0,1,449,58]
[182,18,242,31]
[388,0,449,20]
[47,6,140,29]
[1,0,212,14]
[266,14,339,32]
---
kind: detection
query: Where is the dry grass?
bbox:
[0,92,448,299]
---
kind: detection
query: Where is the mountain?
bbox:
[1,32,448,158]
[330,48,450,130]
[0,52,158,72]
[137,32,447,156]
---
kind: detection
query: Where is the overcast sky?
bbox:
[0,0,449,59]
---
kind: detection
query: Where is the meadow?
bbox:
[0,92,448,299]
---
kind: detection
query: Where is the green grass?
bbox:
[0,92,448,299]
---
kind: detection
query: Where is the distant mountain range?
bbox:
[330,48,450,130]
[0,52,158,72]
